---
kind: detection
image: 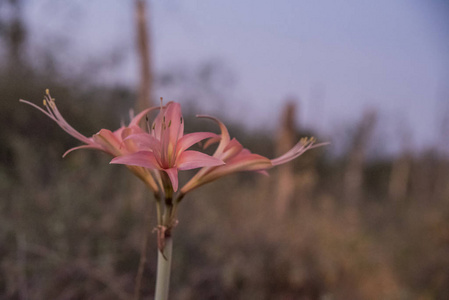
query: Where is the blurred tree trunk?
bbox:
[388,152,411,202]
[0,0,27,70]
[434,159,449,202]
[410,155,437,202]
[132,0,154,218]
[135,0,153,112]
[275,101,296,218]
[344,110,377,205]
[388,130,412,202]
[434,106,449,202]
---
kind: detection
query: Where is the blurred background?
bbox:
[1,0,449,299]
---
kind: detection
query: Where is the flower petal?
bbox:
[256,170,270,176]
[92,129,124,156]
[152,102,183,142]
[224,150,272,172]
[126,165,160,193]
[164,167,179,192]
[202,136,220,149]
[176,132,218,154]
[129,106,160,127]
[165,102,184,146]
[62,144,103,157]
[110,151,160,169]
[177,150,224,170]
[196,115,230,156]
[120,126,145,152]
[180,152,270,195]
[150,102,183,168]
[125,133,161,153]
[221,138,244,161]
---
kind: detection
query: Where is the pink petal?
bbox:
[256,170,270,176]
[176,132,218,154]
[110,151,160,169]
[202,136,220,149]
[180,153,269,195]
[151,102,184,167]
[196,157,270,186]
[225,152,272,172]
[92,129,124,156]
[177,150,224,170]
[195,150,271,182]
[62,144,103,157]
[113,126,126,139]
[129,106,161,127]
[125,133,161,153]
[152,102,183,145]
[196,115,230,156]
[164,167,179,192]
[151,112,163,140]
[120,126,144,152]
[121,125,144,139]
[165,102,184,146]
[221,138,244,161]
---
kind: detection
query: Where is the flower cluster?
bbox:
[21,90,326,246]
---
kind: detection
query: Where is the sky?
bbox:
[22,0,449,154]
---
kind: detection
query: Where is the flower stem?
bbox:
[154,235,173,300]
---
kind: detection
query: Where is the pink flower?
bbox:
[20,90,161,192]
[111,101,224,192]
[180,116,327,195]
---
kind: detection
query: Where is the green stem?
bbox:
[154,235,173,300]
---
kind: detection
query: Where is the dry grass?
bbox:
[1,67,449,300]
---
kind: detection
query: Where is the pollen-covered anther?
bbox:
[300,136,316,146]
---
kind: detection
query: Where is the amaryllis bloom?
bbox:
[20,90,161,192]
[111,101,224,192]
[180,116,327,195]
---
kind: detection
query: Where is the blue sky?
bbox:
[23,0,449,154]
